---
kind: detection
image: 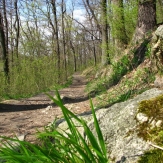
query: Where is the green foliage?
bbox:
[0,90,109,163]
[54,76,73,90]
[86,77,108,96]
[92,65,155,109]
[145,44,151,58]
[138,149,163,163]
[110,55,130,85]
[123,0,138,41]
[86,48,154,99]
[0,56,73,101]
[82,66,99,80]
[0,61,3,71]
[110,1,138,46]
[156,0,163,24]
[86,55,131,96]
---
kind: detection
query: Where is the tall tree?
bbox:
[61,0,67,79]
[51,0,60,79]
[101,0,110,65]
[0,1,9,81]
[14,0,20,58]
[132,0,156,43]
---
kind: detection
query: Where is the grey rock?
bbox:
[0,133,29,163]
[88,88,163,162]
[0,133,28,150]
[155,25,163,38]
[151,25,163,72]
[154,75,163,88]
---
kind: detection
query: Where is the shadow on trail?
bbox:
[58,96,89,103]
[0,73,89,113]
[0,103,50,113]
[0,96,89,113]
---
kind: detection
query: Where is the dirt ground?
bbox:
[0,73,91,143]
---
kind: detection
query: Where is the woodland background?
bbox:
[0,0,163,100]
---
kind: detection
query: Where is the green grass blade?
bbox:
[45,91,82,141]
[81,119,106,161]
[39,130,93,162]
[45,91,99,162]
[90,99,108,160]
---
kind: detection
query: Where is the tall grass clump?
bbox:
[0,90,109,163]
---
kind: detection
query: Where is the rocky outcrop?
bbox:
[151,25,163,72]
[57,88,163,163]
[89,88,163,163]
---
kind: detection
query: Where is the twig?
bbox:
[149,142,163,151]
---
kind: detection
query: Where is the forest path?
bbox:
[0,73,91,143]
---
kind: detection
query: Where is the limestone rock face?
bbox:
[151,25,163,72]
[88,88,163,162]
[57,88,163,163]
[154,74,163,88]
[155,25,163,39]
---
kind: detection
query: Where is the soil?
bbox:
[0,73,91,143]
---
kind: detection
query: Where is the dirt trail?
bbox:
[0,73,91,143]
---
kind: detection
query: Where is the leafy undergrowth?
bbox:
[85,55,131,96]
[0,56,73,101]
[0,90,109,163]
[85,57,155,109]
[85,37,154,107]
[0,75,73,101]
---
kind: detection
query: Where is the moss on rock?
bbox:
[137,94,163,162]
[136,94,163,142]
[138,149,163,163]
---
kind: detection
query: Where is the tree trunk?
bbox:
[61,0,67,79]
[132,0,156,44]
[92,35,97,66]
[101,0,110,65]
[51,0,60,80]
[0,12,9,81]
[70,40,77,72]
[14,0,20,58]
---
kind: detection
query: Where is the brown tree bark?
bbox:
[61,0,67,79]
[51,0,60,79]
[0,11,9,80]
[70,40,77,72]
[101,0,110,65]
[14,0,20,58]
[132,0,156,44]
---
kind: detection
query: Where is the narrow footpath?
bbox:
[0,73,91,143]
